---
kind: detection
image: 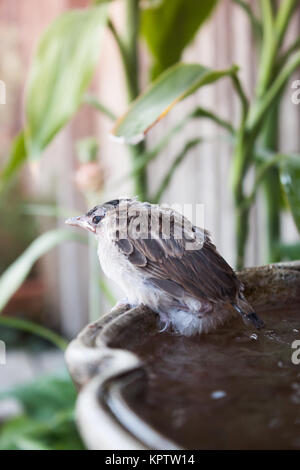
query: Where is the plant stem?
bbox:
[108,19,133,99]
[243,1,298,266]
[232,134,252,269]
[192,107,235,134]
[256,0,297,97]
[232,0,262,40]
[244,152,285,209]
[122,107,234,185]
[0,316,68,351]
[275,0,298,46]
[84,93,117,121]
[231,70,252,268]
[231,73,249,119]
[260,103,281,263]
[123,0,147,199]
[235,205,250,270]
[256,0,274,97]
[231,1,299,268]
[248,51,300,133]
[277,36,300,70]
[110,1,147,199]
[124,0,140,103]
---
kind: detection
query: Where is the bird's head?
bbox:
[65,198,132,234]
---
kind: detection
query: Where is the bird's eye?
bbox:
[92,215,102,225]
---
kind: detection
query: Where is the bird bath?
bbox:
[65,261,300,450]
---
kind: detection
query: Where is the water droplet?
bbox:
[172,408,186,428]
[211,390,227,399]
[269,417,281,429]
[291,382,300,390]
[291,393,300,405]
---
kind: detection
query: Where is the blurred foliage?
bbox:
[0,324,56,352]
[112,62,237,142]
[0,132,26,188]
[280,155,300,233]
[0,184,38,275]
[0,229,86,314]
[2,0,299,271]
[0,371,84,450]
[0,0,223,452]
[141,0,218,79]
[25,5,108,159]
[1,0,300,451]
[0,316,68,351]
[116,0,300,268]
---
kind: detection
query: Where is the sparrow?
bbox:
[66,198,264,336]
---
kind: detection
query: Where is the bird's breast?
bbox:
[96,235,150,305]
[97,236,127,280]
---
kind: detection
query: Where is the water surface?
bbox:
[122,308,300,449]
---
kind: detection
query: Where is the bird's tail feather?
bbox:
[232,298,265,329]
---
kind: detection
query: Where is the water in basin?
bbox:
[122,307,300,449]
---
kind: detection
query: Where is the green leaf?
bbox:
[0,316,68,350]
[141,0,218,79]
[84,93,117,121]
[25,6,108,159]
[112,62,238,143]
[280,155,300,232]
[0,229,85,312]
[0,132,26,188]
[0,372,76,419]
[0,371,84,450]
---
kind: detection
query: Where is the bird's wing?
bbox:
[112,203,240,303]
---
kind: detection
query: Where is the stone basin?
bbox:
[65,261,300,450]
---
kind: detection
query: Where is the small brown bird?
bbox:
[66,198,264,336]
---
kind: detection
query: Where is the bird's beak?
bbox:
[65,215,96,233]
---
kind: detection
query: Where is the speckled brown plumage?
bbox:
[66,198,264,335]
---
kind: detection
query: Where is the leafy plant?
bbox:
[0,229,85,313]
[1,0,300,451]
[0,0,222,451]
[141,0,218,79]
[25,6,108,159]
[0,0,218,314]
[0,371,84,450]
[112,62,238,143]
[1,0,299,311]
[114,0,300,268]
[0,184,38,274]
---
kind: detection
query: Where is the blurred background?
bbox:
[0,0,300,449]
